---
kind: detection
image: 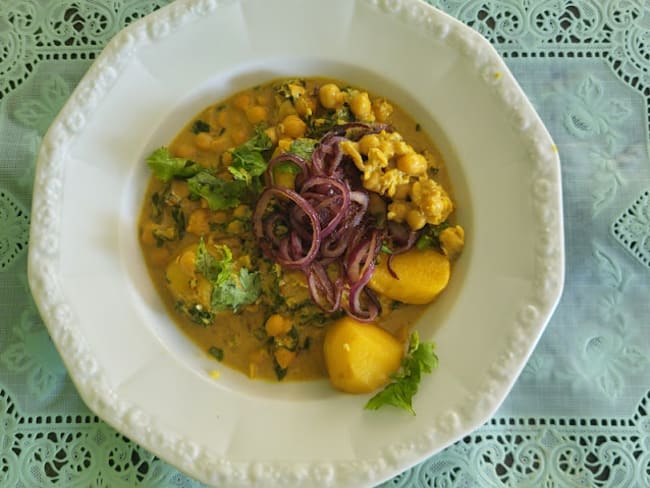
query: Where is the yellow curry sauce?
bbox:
[138,78,464,383]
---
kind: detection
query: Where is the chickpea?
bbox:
[406,209,427,230]
[196,279,212,306]
[373,98,394,122]
[212,211,228,223]
[246,105,268,124]
[210,135,231,152]
[221,151,233,165]
[264,126,278,145]
[278,100,297,119]
[174,143,195,159]
[319,83,343,109]
[231,127,250,145]
[187,208,211,235]
[280,114,307,138]
[216,109,230,126]
[233,204,250,218]
[195,132,213,150]
[358,134,380,155]
[295,96,316,117]
[256,93,272,106]
[233,93,251,111]
[227,221,245,234]
[397,152,428,176]
[179,250,197,275]
[349,92,373,120]
[265,314,292,337]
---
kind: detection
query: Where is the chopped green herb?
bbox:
[208,346,224,361]
[191,120,211,134]
[381,243,393,254]
[364,332,438,415]
[273,360,288,380]
[146,147,201,182]
[195,240,261,313]
[288,138,318,160]
[274,79,306,101]
[152,225,176,246]
[211,267,261,312]
[274,326,299,351]
[170,205,186,240]
[273,161,303,176]
[175,301,213,326]
[415,123,422,132]
[187,172,248,210]
[228,126,273,184]
[415,222,450,250]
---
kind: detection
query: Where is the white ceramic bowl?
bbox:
[28,0,564,486]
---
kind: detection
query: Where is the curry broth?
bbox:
[138,78,452,382]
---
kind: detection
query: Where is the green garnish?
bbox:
[195,240,261,312]
[191,120,211,134]
[288,138,318,160]
[174,301,213,327]
[208,346,224,361]
[415,222,450,250]
[364,332,438,415]
[146,147,201,182]
[187,172,248,210]
[228,126,273,183]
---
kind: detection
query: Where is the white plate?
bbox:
[28,0,564,486]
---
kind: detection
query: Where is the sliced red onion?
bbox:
[253,186,321,269]
[254,123,396,321]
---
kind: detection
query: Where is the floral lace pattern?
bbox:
[612,189,650,268]
[0,189,29,271]
[1,0,650,486]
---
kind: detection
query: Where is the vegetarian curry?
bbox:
[138,78,464,411]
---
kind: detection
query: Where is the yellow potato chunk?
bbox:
[369,249,450,304]
[323,317,403,393]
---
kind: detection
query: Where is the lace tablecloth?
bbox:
[2,1,650,486]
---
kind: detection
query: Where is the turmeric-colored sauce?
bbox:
[138,78,463,383]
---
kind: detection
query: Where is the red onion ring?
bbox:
[254,124,397,321]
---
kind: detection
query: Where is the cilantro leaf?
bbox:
[195,240,261,313]
[228,148,267,183]
[195,238,227,282]
[211,268,261,312]
[187,172,247,210]
[146,147,201,182]
[228,126,273,183]
[364,332,438,415]
[288,138,318,160]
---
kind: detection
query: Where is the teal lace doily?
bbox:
[2,0,650,486]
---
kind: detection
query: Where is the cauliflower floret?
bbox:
[410,178,454,225]
[439,225,465,259]
[358,131,409,158]
[341,141,410,198]
[341,131,453,227]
